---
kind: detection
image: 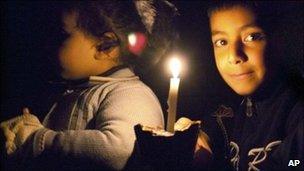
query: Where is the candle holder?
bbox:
[134,121,200,170]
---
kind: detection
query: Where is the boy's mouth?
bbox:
[229,71,254,80]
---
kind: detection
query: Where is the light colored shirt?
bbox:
[31,68,164,170]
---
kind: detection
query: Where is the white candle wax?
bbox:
[166,77,180,133]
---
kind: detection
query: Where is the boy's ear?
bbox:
[94,32,120,60]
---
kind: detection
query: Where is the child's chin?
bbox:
[61,73,81,80]
[233,86,257,96]
[61,73,70,79]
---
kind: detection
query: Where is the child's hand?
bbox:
[195,130,212,154]
[192,130,212,168]
[0,108,43,155]
[174,117,201,131]
[174,117,212,154]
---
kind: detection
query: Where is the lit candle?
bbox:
[166,57,181,133]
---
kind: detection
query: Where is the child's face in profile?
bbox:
[210,6,267,96]
[57,12,119,80]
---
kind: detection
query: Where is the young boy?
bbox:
[0,1,178,170]
[196,2,303,171]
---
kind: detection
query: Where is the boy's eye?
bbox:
[214,39,228,47]
[244,32,265,42]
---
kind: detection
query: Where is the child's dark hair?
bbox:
[207,1,258,18]
[207,1,281,36]
[49,0,178,70]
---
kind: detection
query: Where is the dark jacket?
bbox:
[202,80,303,171]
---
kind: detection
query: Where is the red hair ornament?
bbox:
[128,32,147,55]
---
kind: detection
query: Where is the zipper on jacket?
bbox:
[246,97,253,117]
[216,116,230,159]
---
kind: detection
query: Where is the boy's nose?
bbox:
[228,42,246,64]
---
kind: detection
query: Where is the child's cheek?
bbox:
[214,51,227,73]
[215,58,226,80]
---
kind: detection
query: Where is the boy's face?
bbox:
[58,12,119,80]
[210,6,267,96]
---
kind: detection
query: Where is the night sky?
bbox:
[1,1,303,122]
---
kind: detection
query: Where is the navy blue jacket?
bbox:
[202,79,303,171]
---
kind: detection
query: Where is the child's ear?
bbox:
[94,32,120,60]
[103,32,118,41]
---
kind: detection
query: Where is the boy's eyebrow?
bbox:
[211,30,226,36]
[239,23,260,31]
[211,23,261,36]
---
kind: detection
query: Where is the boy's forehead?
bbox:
[210,6,257,33]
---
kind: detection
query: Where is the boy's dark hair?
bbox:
[207,1,258,18]
[207,1,280,35]
[48,0,178,70]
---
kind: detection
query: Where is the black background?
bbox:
[1,1,303,123]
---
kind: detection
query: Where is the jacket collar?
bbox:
[57,66,139,90]
[89,67,139,84]
[240,79,287,117]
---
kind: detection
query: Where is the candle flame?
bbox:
[169,57,181,78]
